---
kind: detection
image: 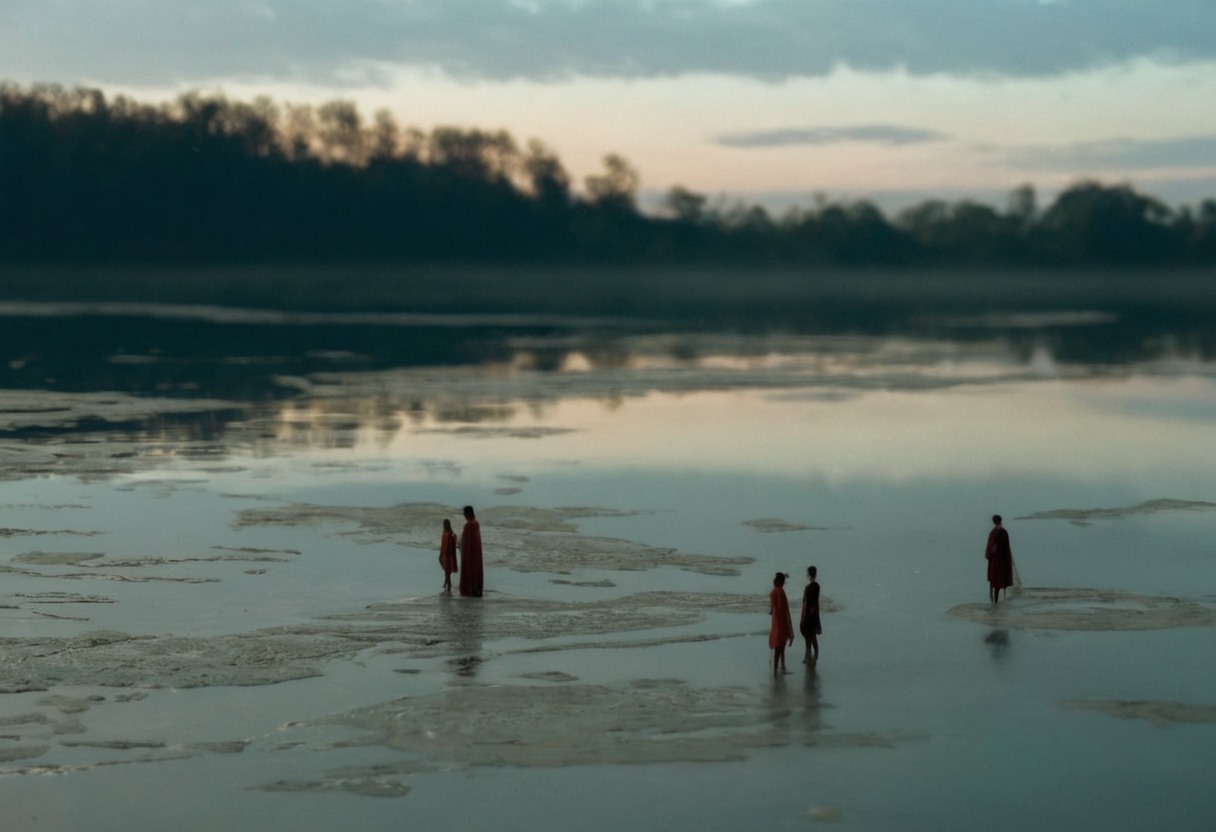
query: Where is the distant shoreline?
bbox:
[3,263,1214,320]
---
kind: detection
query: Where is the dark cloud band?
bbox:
[1,0,1214,87]
[716,125,947,148]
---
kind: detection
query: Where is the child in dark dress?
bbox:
[800,565,821,665]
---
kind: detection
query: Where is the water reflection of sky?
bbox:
[6,322,1216,832]
[250,372,1216,490]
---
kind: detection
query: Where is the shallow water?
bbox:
[1,300,1214,831]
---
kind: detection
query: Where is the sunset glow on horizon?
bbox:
[4,1,1215,212]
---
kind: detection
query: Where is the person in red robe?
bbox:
[769,572,794,674]
[985,514,1013,606]
[438,518,458,593]
[458,505,484,598]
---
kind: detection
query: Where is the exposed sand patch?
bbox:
[13,551,105,566]
[60,739,166,750]
[947,588,1216,631]
[0,629,341,691]
[234,502,753,576]
[58,571,221,585]
[257,776,411,798]
[0,588,799,692]
[0,528,102,539]
[328,590,769,659]
[1017,498,1216,526]
[1061,699,1216,727]
[212,546,301,556]
[252,761,433,797]
[91,553,295,568]
[16,592,114,605]
[0,746,51,764]
[742,518,818,533]
[519,671,579,683]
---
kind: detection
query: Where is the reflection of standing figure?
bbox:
[438,518,458,593]
[769,572,794,674]
[800,565,822,665]
[459,505,484,598]
[985,514,1013,606]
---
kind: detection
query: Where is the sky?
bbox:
[3,0,1216,215]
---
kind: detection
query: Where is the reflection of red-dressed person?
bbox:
[458,505,484,598]
[769,572,794,674]
[985,514,1013,606]
[438,518,458,593]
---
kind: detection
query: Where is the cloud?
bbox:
[998,135,1216,172]
[715,125,948,149]
[1,0,1215,87]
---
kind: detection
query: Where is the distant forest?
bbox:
[3,82,1216,267]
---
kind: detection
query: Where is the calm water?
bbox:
[0,293,1214,831]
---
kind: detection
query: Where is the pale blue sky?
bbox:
[4,0,1214,211]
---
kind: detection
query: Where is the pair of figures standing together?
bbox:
[770,566,821,673]
[438,505,484,597]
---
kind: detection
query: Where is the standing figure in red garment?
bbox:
[985,514,1013,606]
[769,572,794,674]
[438,518,458,593]
[458,505,484,598]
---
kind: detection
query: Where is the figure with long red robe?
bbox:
[769,572,794,673]
[985,514,1013,606]
[438,518,458,593]
[458,505,484,598]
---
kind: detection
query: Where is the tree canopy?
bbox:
[2,83,1215,267]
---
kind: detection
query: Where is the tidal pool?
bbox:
[0,303,1214,831]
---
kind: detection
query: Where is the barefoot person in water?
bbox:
[769,572,794,674]
[800,565,821,665]
[438,518,458,593]
[985,514,1013,606]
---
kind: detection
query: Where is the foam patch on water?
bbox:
[235,502,754,576]
[947,588,1216,630]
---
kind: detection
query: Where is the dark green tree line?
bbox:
[3,83,1216,267]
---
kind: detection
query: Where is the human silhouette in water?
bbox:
[438,518,458,593]
[458,505,484,597]
[769,572,794,674]
[985,514,1013,606]
[800,565,821,665]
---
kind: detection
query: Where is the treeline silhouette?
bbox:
[3,83,1216,267]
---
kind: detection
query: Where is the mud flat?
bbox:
[947,588,1216,631]
[234,502,754,576]
[1061,699,1216,727]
